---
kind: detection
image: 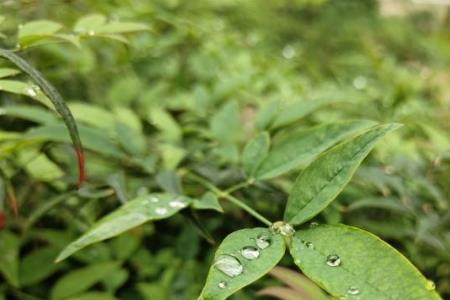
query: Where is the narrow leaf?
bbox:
[241,131,270,177]
[18,20,62,47]
[0,231,19,286]
[255,120,376,180]
[0,68,20,78]
[199,228,285,300]
[0,79,53,107]
[289,224,442,300]
[56,194,192,262]
[285,123,401,225]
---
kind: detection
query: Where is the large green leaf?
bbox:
[56,194,192,262]
[289,224,442,300]
[285,123,401,225]
[254,120,376,180]
[20,246,64,286]
[0,79,53,107]
[0,68,20,78]
[0,105,59,124]
[199,228,286,300]
[50,261,120,300]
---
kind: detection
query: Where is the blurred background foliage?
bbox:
[0,0,449,299]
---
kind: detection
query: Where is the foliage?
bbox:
[0,0,449,299]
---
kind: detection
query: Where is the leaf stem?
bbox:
[186,172,272,226]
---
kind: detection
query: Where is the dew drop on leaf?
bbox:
[256,234,271,249]
[169,199,187,208]
[326,254,341,267]
[25,85,39,97]
[149,196,159,203]
[218,281,227,289]
[347,286,360,295]
[426,280,436,291]
[155,207,167,215]
[309,221,319,228]
[214,254,243,277]
[88,30,95,36]
[305,241,314,249]
[240,246,260,260]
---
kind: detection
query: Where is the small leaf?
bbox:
[289,224,442,300]
[271,98,336,129]
[0,105,59,124]
[20,246,64,286]
[96,21,149,34]
[0,79,53,107]
[255,120,376,180]
[241,131,270,177]
[56,194,192,262]
[0,231,19,287]
[148,107,182,142]
[285,123,401,225]
[199,228,285,300]
[50,261,120,300]
[210,101,241,144]
[74,14,107,33]
[193,192,223,212]
[0,68,20,78]
[18,20,63,47]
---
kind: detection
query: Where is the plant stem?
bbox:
[186,172,272,226]
[224,179,253,194]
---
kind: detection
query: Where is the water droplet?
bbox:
[155,207,167,215]
[326,254,341,267]
[309,222,319,228]
[218,281,227,289]
[88,30,95,36]
[282,44,296,59]
[426,280,435,291]
[149,196,159,203]
[241,246,260,260]
[169,199,187,208]
[214,255,243,277]
[347,286,360,295]
[305,241,314,249]
[256,235,271,249]
[25,85,39,97]
[353,75,367,90]
[272,221,295,236]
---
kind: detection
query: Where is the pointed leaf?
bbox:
[289,224,442,300]
[199,228,285,300]
[74,14,107,33]
[50,261,120,300]
[0,79,53,107]
[18,20,62,47]
[56,194,192,262]
[285,123,401,225]
[241,131,270,177]
[0,68,20,78]
[193,192,223,212]
[0,231,19,287]
[255,121,376,180]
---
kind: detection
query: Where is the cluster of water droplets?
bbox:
[213,233,273,289]
[142,195,188,216]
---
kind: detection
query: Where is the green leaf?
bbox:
[149,107,182,142]
[289,224,442,300]
[50,261,120,300]
[95,22,149,34]
[56,194,192,262]
[68,102,116,130]
[0,79,53,107]
[0,231,19,287]
[67,292,117,300]
[20,246,64,286]
[199,228,286,300]
[271,98,336,129]
[18,20,63,47]
[285,123,401,225]
[74,14,107,33]
[0,105,59,124]
[0,68,20,78]
[193,192,224,212]
[241,131,270,177]
[26,124,123,158]
[255,120,376,180]
[210,101,241,144]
